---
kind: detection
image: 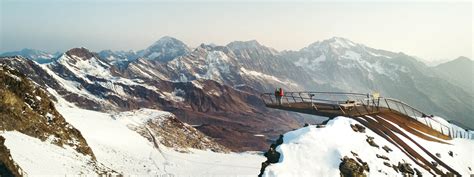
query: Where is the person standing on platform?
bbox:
[278,88,284,105]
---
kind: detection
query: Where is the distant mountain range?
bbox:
[1,36,472,130]
[0,48,60,64]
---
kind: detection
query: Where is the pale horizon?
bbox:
[1,0,472,61]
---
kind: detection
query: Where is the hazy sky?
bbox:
[0,0,472,60]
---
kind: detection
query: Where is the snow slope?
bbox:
[43,89,264,176]
[1,131,101,175]
[262,117,474,177]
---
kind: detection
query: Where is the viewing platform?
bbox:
[261,91,471,140]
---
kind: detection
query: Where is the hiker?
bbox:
[278,88,284,105]
[274,89,280,105]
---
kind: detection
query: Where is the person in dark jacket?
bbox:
[278,88,284,105]
[274,89,280,105]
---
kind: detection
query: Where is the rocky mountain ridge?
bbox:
[1,36,472,142]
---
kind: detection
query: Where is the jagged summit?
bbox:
[227,40,278,58]
[196,43,233,53]
[227,40,262,49]
[65,47,97,60]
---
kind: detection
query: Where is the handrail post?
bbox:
[291,93,297,103]
[400,103,408,116]
[359,98,370,115]
[384,98,391,111]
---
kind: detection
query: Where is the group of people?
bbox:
[274,88,284,105]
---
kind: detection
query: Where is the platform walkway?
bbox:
[261,91,469,140]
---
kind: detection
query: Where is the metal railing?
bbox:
[262,91,380,116]
[261,91,470,139]
[377,97,453,138]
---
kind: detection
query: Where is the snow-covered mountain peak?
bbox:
[327,36,358,48]
[153,36,183,45]
[141,36,191,62]
[65,47,97,60]
[301,37,400,62]
[54,48,114,82]
[98,49,139,64]
[305,37,360,52]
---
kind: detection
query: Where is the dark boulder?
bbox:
[382,145,392,153]
[339,156,367,177]
[376,154,390,161]
[366,136,379,148]
[398,162,415,176]
[350,124,366,133]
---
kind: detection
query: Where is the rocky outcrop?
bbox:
[65,47,99,61]
[397,162,415,176]
[351,124,366,133]
[339,156,368,177]
[0,136,24,177]
[0,64,94,157]
[366,136,379,148]
[376,154,390,161]
[382,145,393,153]
[129,112,229,152]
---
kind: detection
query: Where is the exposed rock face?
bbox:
[413,168,422,177]
[376,154,390,161]
[339,156,368,177]
[398,162,415,176]
[351,124,366,133]
[382,145,393,153]
[0,136,23,177]
[65,47,98,60]
[366,136,379,148]
[0,64,94,157]
[125,111,229,152]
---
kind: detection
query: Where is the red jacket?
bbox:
[279,88,284,96]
